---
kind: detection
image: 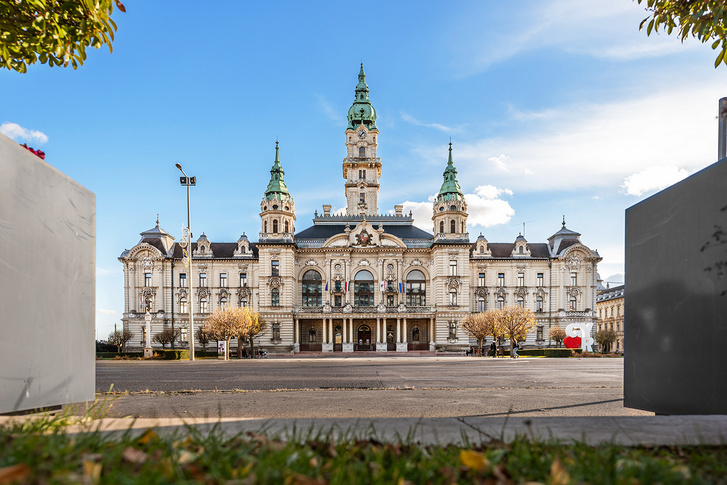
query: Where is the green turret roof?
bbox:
[437,142,464,201]
[346,63,378,131]
[264,141,291,200]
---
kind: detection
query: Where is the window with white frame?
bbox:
[200,297,209,313]
[449,289,457,306]
[220,273,227,288]
[516,296,524,307]
[180,298,188,314]
[220,297,228,311]
[497,273,505,287]
[448,321,457,339]
[449,260,457,276]
[537,273,544,287]
[477,296,485,312]
[517,273,524,287]
[570,272,577,286]
[569,296,577,311]
[478,272,485,287]
[199,272,207,287]
[179,273,187,287]
[536,295,544,312]
[496,295,505,309]
[144,272,152,287]
[181,327,188,342]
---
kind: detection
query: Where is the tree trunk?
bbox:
[510,339,515,358]
[225,338,231,360]
[477,338,483,357]
[249,334,255,359]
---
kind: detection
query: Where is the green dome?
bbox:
[264,141,291,201]
[437,143,464,201]
[346,63,378,131]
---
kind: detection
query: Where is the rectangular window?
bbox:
[334,295,342,307]
[335,280,342,292]
[272,322,281,340]
[536,297,543,312]
[449,290,457,306]
[571,272,577,286]
[199,272,207,287]
[537,273,543,287]
[516,298,524,308]
[617,305,620,316]
[517,273,524,287]
[181,327,188,342]
[271,289,280,307]
[386,294,395,306]
[240,272,247,286]
[498,273,505,287]
[271,260,279,276]
[448,322,457,339]
[478,273,485,287]
[359,192,365,204]
[179,273,187,287]
[180,299,188,314]
[200,298,209,313]
[569,297,577,311]
[449,260,457,276]
[537,326,544,340]
[144,272,152,287]
[477,297,485,312]
[220,273,228,288]
[239,296,247,308]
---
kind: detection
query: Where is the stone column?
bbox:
[396,317,401,343]
[129,266,136,312]
[322,318,327,343]
[376,317,380,343]
[294,318,299,344]
[560,266,566,311]
[343,318,347,343]
[403,318,407,343]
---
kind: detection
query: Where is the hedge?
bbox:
[96,352,143,358]
[154,350,220,359]
[543,348,574,358]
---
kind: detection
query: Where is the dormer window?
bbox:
[519,246,523,254]
[359,192,365,204]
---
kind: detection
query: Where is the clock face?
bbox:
[358,129,367,139]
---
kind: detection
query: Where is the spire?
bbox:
[347,63,378,131]
[437,142,464,201]
[264,141,291,200]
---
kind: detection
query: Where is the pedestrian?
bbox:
[512,340,519,359]
[490,341,496,357]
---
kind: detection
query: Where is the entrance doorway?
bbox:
[333,324,342,352]
[356,324,372,351]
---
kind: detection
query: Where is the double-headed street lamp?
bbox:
[175,163,196,361]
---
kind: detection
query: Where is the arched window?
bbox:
[450,220,456,233]
[284,220,289,233]
[519,246,523,254]
[569,296,577,311]
[359,147,365,157]
[354,270,374,306]
[439,221,444,234]
[264,220,268,233]
[479,246,484,254]
[271,288,280,307]
[309,327,316,342]
[496,295,505,309]
[536,295,544,312]
[516,296,524,307]
[200,297,208,313]
[272,219,278,233]
[179,298,188,314]
[220,297,228,311]
[406,270,426,306]
[411,326,420,342]
[301,270,322,306]
[462,221,465,232]
[477,296,485,312]
[386,324,394,344]
[449,289,457,306]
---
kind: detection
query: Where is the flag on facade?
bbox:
[379,280,385,292]
[344,281,348,292]
[324,281,329,292]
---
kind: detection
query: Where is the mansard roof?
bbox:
[170,242,259,259]
[483,243,551,258]
[295,223,433,241]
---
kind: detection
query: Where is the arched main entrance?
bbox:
[356,324,372,351]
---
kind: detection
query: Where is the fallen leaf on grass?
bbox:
[461,450,490,471]
[137,428,158,445]
[247,432,287,452]
[0,464,30,484]
[122,447,148,464]
[550,457,570,485]
[83,460,102,485]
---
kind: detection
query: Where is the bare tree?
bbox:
[462,311,498,356]
[108,329,133,353]
[595,328,617,353]
[548,327,566,347]
[494,306,536,358]
[203,308,249,361]
[195,326,211,352]
[152,328,180,349]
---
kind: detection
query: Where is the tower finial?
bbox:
[448,141,453,165]
[562,215,566,227]
[275,140,280,162]
[156,214,159,225]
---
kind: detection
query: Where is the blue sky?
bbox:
[2,1,724,339]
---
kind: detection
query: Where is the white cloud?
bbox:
[466,185,515,228]
[400,112,458,134]
[98,309,120,316]
[622,165,690,196]
[487,154,510,172]
[444,80,721,194]
[97,267,121,276]
[0,122,48,144]
[400,200,434,230]
[316,95,339,122]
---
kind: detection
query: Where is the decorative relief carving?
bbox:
[474,287,489,298]
[217,288,231,303]
[237,287,252,299]
[268,276,282,289]
[445,276,461,291]
[141,256,154,269]
[197,287,210,299]
[565,255,582,270]
[566,286,582,298]
[515,287,528,298]
[495,287,507,297]
[305,259,317,266]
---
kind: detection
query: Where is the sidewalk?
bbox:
[4,415,726,447]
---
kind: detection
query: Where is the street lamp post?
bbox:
[175,163,196,361]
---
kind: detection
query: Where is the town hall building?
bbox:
[119,65,602,353]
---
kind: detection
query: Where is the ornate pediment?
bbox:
[445,276,461,291]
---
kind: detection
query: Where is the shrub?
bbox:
[96,352,143,359]
[517,349,545,356]
[544,349,573,358]
[154,350,190,360]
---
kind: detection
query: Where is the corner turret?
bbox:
[432,143,468,240]
[260,142,295,241]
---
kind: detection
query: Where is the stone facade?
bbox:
[596,285,625,353]
[119,65,602,353]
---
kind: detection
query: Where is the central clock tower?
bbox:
[343,63,381,216]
